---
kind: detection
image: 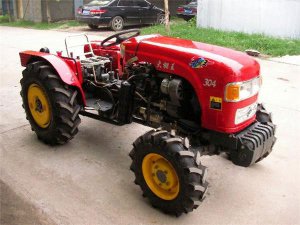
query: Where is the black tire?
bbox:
[255,103,275,162]
[183,16,192,22]
[88,24,99,29]
[129,129,208,216]
[20,61,81,145]
[256,103,273,124]
[110,16,124,31]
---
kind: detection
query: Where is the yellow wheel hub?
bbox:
[142,153,179,200]
[27,83,51,128]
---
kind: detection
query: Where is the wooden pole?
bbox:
[163,0,170,34]
[17,0,23,19]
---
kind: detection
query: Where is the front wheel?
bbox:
[129,129,208,216]
[110,16,124,31]
[20,61,81,145]
[255,103,275,162]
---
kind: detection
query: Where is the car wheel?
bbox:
[157,14,165,24]
[110,16,124,31]
[183,16,192,22]
[88,24,99,29]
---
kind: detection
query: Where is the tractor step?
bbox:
[85,98,113,114]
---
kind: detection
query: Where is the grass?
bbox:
[1,15,299,56]
[0,16,81,30]
[141,18,300,57]
[0,15,10,23]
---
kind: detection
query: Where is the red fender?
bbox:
[19,50,86,105]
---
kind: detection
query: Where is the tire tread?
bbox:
[20,61,81,145]
[129,129,208,216]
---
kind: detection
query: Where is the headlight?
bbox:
[235,102,257,124]
[225,77,261,102]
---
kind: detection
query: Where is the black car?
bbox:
[77,0,165,31]
[176,0,197,21]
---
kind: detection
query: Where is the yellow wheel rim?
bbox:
[27,83,51,128]
[142,153,180,200]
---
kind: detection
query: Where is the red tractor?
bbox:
[19,30,276,216]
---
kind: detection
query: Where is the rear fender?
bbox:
[19,51,86,105]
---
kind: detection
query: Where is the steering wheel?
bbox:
[101,29,141,47]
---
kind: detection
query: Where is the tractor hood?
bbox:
[131,35,260,81]
[126,35,261,133]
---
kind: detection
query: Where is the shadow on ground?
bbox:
[0,180,55,225]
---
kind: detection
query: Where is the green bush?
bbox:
[187,17,197,27]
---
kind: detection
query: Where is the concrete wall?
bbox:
[41,0,74,22]
[74,0,83,13]
[49,0,74,21]
[22,0,42,22]
[197,0,300,39]
[21,0,74,22]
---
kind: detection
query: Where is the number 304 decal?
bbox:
[203,79,216,87]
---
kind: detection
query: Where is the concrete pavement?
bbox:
[0,26,300,225]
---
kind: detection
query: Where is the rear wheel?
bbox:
[20,61,81,145]
[157,14,165,24]
[130,129,208,216]
[110,16,124,31]
[88,24,99,29]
